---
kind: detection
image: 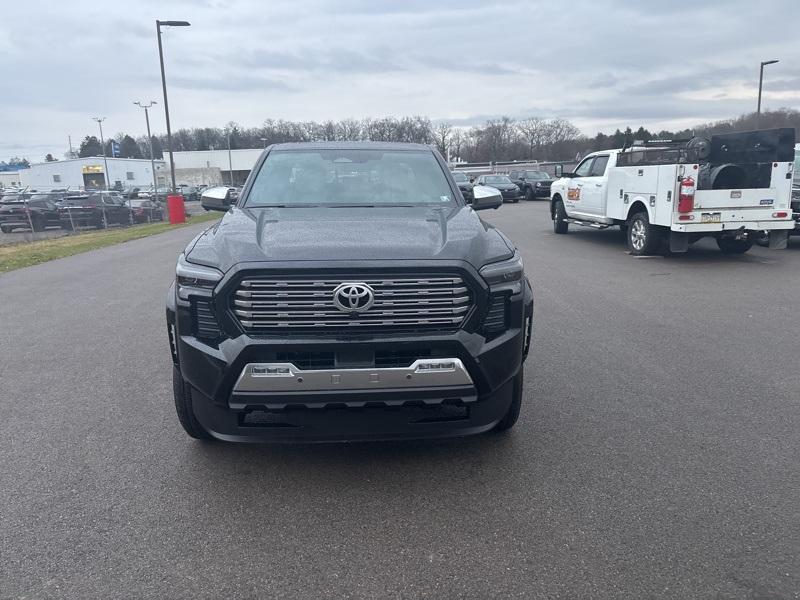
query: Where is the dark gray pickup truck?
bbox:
[167,142,533,442]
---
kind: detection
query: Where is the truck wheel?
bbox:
[173,366,214,440]
[717,237,754,254]
[0,225,11,234]
[553,200,568,234]
[493,367,523,432]
[754,231,770,247]
[525,187,534,201]
[627,211,661,255]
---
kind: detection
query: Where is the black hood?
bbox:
[185,206,515,272]
[488,183,519,191]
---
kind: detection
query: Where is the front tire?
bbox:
[0,225,11,234]
[627,211,662,255]
[525,187,534,201]
[173,366,214,440]
[553,199,568,234]
[717,237,754,254]
[493,367,523,432]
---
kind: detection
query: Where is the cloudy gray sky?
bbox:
[2,0,799,161]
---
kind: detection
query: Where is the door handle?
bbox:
[595,184,603,187]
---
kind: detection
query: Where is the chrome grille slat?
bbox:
[233,275,473,332]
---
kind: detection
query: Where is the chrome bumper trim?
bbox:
[233,358,474,393]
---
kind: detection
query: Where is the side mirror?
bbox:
[471,185,503,211]
[201,186,233,212]
[554,165,575,178]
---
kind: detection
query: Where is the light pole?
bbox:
[227,131,234,186]
[156,19,190,194]
[757,59,779,127]
[134,100,160,210]
[92,116,111,190]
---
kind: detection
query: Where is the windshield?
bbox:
[484,175,512,184]
[525,171,550,179]
[246,149,455,207]
[451,172,468,182]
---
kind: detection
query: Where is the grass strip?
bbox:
[0,212,221,274]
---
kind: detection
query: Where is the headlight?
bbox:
[176,253,223,300]
[535,182,542,187]
[479,251,523,293]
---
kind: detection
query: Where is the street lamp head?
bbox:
[761,59,779,66]
[158,20,191,27]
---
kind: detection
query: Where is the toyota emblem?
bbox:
[333,282,375,313]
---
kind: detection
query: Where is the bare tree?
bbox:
[517,117,547,159]
[433,122,452,158]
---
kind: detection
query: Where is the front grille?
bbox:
[232,275,473,333]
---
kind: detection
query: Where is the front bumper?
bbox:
[500,190,522,201]
[532,185,551,197]
[167,266,533,442]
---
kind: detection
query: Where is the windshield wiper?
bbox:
[249,204,319,208]
[326,204,376,208]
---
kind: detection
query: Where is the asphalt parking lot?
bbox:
[1,201,798,599]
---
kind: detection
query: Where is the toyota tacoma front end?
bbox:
[167,142,533,442]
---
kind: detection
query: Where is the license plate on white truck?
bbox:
[701,212,721,223]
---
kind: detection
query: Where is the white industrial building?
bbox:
[167,149,263,187]
[0,170,24,189]
[18,157,167,192]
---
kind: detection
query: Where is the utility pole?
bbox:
[134,101,160,204]
[92,116,111,191]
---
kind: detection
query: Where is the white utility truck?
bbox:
[549,128,796,255]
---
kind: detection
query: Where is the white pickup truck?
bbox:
[549,128,796,255]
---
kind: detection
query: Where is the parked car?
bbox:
[451,172,473,201]
[130,199,164,223]
[200,186,239,211]
[0,194,62,233]
[508,169,553,201]
[138,187,170,202]
[122,187,141,200]
[178,185,200,202]
[474,174,522,203]
[59,192,132,229]
[168,141,533,442]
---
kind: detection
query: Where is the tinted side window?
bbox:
[590,155,609,177]
[574,158,595,177]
